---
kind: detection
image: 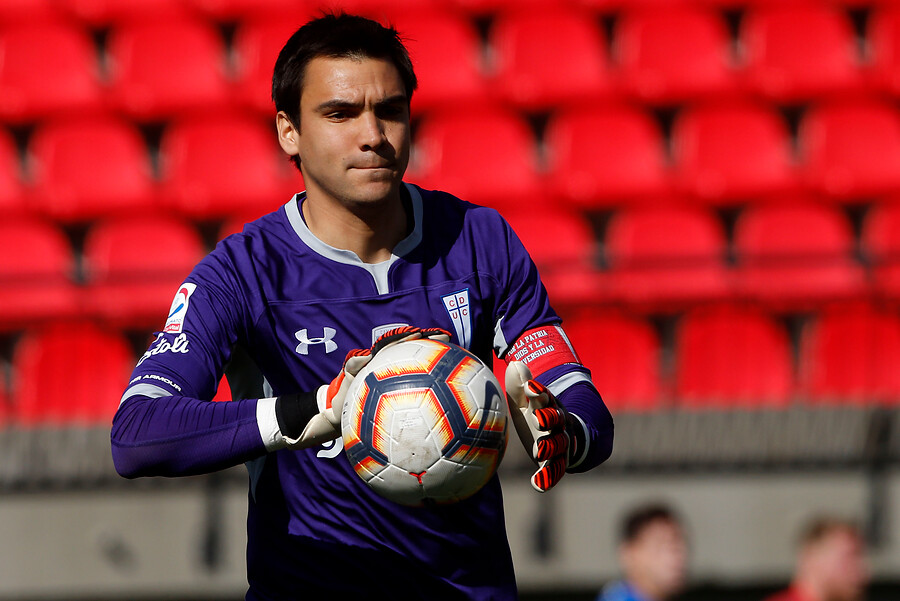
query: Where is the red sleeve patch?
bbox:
[504,325,581,377]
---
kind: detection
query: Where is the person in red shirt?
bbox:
[764,517,869,601]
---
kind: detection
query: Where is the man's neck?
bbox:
[301,186,410,264]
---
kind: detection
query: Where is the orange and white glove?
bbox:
[505,361,578,492]
[276,326,451,449]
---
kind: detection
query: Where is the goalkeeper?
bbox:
[111,13,613,600]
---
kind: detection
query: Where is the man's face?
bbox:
[623,519,688,600]
[808,529,868,601]
[279,56,410,210]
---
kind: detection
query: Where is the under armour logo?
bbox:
[295,327,338,355]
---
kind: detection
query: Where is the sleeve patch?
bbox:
[504,325,581,376]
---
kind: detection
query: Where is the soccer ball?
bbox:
[341,338,509,506]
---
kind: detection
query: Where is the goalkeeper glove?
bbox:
[505,361,584,492]
[275,326,451,449]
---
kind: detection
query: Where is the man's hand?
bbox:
[277,326,451,449]
[505,361,576,492]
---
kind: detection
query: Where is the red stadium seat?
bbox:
[390,11,491,114]
[671,102,797,205]
[160,115,295,219]
[734,202,867,308]
[799,100,900,202]
[861,204,900,300]
[0,128,26,216]
[0,23,104,123]
[504,209,600,306]
[614,7,737,105]
[489,8,613,111]
[604,206,732,309]
[799,304,900,405]
[564,313,661,412]
[232,14,320,114]
[544,105,669,208]
[449,0,568,16]
[675,306,794,408]
[740,5,864,103]
[0,0,59,22]
[56,0,191,25]
[189,0,308,20]
[12,321,134,426]
[0,218,79,330]
[409,109,544,211]
[29,117,157,222]
[82,217,205,328]
[869,7,900,97]
[107,19,230,121]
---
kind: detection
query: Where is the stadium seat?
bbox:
[0,218,79,330]
[0,0,60,22]
[0,128,26,216]
[188,0,307,20]
[733,202,867,308]
[409,109,544,211]
[11,321,134,426]
[799,100,900,202]
[504,209,600,306]
[28,117,157,222]
[232,14,320,114]
[869,7,900,97]
[544,105,669,208]
[160,115,295,219]
[389,11,491,114]
[56,0,191,24]
[671,102,798,204]
[861,204,900,300]
[563,312,661,412]
[449,0,568,16]
[613,7,737,105]
[675,306,794,408]
[106,19,230,121]
[82,217,205,328]
[604,206,732,310]
[799,304,900,405]
[740,5,864,103]
[0,22,104,123]
[489,8,613,111]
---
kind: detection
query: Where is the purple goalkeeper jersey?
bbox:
[111,183,612,600]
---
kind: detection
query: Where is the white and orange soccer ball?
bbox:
[341,338,509,506]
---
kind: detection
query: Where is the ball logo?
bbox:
[164,283,197,334]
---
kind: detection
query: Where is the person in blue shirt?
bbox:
[111,12,614,601]
[597,504,688,601]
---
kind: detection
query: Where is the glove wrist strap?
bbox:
[275,391,320,439]
[566,412,590,470]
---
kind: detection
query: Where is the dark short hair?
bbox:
[621,504,681,544]
[272,13,417,169]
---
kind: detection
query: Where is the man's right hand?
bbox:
[276,326,451,449]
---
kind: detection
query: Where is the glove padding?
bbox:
[505,361,573,492]
[282,326,451,449]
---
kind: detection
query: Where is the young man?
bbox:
[111,14,613,600]
[596,504,688,601]
[763,517,868,601]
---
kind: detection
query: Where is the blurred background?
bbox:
[1,0,900,598]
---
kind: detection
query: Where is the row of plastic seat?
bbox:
[4,98,900,220]
[6,5,900,123]
[1,303,898,427]
[6,0,900,25]
[5,200,900,330]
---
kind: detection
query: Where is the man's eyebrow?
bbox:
[314,94,408,113]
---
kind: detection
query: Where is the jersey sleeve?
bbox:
[491,215,613,472]
[110,246,273,478]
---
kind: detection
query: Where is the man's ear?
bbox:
[276,111,301,158]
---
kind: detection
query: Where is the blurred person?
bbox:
[596,503,688,601]
[764,517,868,601]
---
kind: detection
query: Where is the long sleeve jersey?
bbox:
[111,183,613,600]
